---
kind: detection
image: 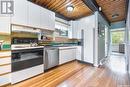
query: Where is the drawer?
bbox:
[0,65,11,75]
[0,51,11,57]
[0,57,11,65]
[0,73,10,86]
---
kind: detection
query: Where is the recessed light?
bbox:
[66,5,74,12]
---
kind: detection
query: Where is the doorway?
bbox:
[111,28,125,55]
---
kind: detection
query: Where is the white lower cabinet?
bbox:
[0,74,10,86]
[0,65,11,75]
[11,64,44,84]
[59,47,76,65]
[0,51,11,86]
[0,57,11,65]
[76,46,82,61]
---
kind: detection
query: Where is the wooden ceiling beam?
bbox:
[55,13,72,21]
[126,0,129,22]
[82,0,110,25]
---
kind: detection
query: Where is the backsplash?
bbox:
[38,36,80,46]
[11,31,38,38]
[11,25,80,46]
[0,34,11,50]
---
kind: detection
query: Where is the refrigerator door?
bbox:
[81,29,84,61]
[81,29,94,64]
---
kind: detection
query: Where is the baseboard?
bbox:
[76,60,94,66]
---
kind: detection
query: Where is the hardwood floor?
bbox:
[8,55,130,87]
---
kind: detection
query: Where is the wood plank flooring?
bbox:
[7,54,130,87]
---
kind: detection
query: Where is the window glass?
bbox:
[55,22,69,37]
[112,30,124,45]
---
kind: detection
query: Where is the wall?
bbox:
[97,12,110,64]
[126,1,130,75]
[110,21,126,29]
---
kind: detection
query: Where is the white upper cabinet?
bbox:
[0,17,10,34]
[11,0,55,30]
[71,21,78,38]
[28,2,41,28]
[11,0,28,25]
[71,21,81,39]
[40,7,55,30]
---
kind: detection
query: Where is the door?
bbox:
[105,25,108,57]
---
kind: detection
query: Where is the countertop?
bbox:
[11,45,81,50]
[58,46,78,50]
[12,46,44,50]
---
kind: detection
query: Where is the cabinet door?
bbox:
[68,48,76,61]
[40,7,49,29]
[47,11,55,30]
[59,48,76,65]
[11,0,28,25]
[28,2,41,28]
[0,17,10,34]
[72,21,81,39]
[72,21,78,38]
[40,8,55,30]
[83,29,94,64]
[76,46,82,61]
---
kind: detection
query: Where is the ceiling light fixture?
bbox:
[66,5,74,12]
[112,13,119,18]
[99,7,102,11]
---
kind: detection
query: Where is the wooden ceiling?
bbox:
[31,0,93,20]
[96,0,127,23]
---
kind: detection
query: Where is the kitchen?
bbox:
[0,0,130,87]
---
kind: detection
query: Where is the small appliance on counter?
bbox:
[0,40,4,50]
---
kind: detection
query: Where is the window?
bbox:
[55,27,68,37]
[111,30,124,45]
[55,19,70,37]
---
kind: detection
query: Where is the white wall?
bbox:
[126,1,130,75]
[96,12,110,65]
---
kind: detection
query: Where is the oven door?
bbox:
[12,48,44,72]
